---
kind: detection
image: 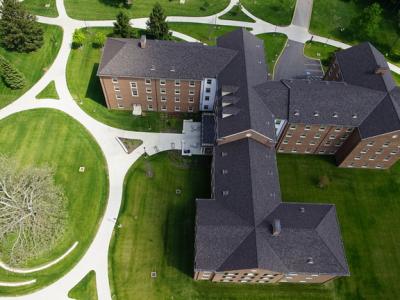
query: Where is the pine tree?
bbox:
[0,55,26,89]
[113,12,134,38]
[0,0,44,52]
[146,3,170,40]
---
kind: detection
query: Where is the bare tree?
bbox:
[0,155,67,265]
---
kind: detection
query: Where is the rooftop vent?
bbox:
[332,112,338,118]
[222,190,229,196]
[352,113,358,119]
[314,111,319,117]
[307,257,314,265]
[299,207,305,213]
[170,66,175,72]
[272,219,281,236]
[140,35,147,49]
[221,151,228,157]
[222,169,228,175]
[375,66,389,75]
[150,65,156,71]
[294,110,300,116]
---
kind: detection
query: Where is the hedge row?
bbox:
[0,55,26,89]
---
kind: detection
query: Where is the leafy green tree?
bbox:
[0,55,26,89]
[146,3,171,40]
[72,29,86,48]
[93,32,107,48]
[359,3,383,39]
[0,0,44,52]
[113,11,134,38]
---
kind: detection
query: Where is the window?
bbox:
[335,141,343,147]
[291,149,297,153]
[130,81,137,88]
[314,133,321,139]
[175,89,180,95]
[145,78,151,85]
[205,96,210,101]
[174,96,180,103]
[335,127,341,132]
[296,140,302,145]
[390,150,398,155]
[369,156,376,161]
[207,79,212,84]
[160,79,166,85]
[114,86,120,92]
[160,88,166,94]
[161,96,167,102]
[354,156,361,160]
[116,95,122,100]
[286,133,292,138]
[375,149,383,154]
[147,104,153,111]
[283,140,289,144]
[147,95,153,101]
[319,149,326,154]
[188,106,193,112]
[290,124,297,130]
[130,82,138,97]
[309,141,316,146]
[161,105,167,111]
[325,141,331,146]
[300,134,306,139]
[206,88,211,93]
[341,134,349,140]
[383,141,390,148]
[384,156,391,161]
[361,149,368,154]
[305,125,311,131]
[189,90,195,95]
[189,80,195,87]
[188,97,194,103]
[112,77,118,84]
[346,127,353,132]
[204,105,209,110]
[319,126,326,131]
[146,87,152,94]
[175,79,180,86]
[175,106,180,112]
[329,135,336,140]
[367,141,375,147]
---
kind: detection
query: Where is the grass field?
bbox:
[0,109,108,296]
[64,0,229,20]
[66,28,194,132]
[310,0,400,67]
[0,24,62,109]
[257,33,288,78]
[23,0,58,17]
[169,23,247,46]
[304,41,339,72]
[393,72,400,86]
[109,152,400,299]
[68,271,98,300]
[36,81,59,99]
[219,4,255,23]
[241,0,296,26]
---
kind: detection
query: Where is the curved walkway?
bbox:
[0,0,399,299]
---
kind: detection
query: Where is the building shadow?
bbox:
[85,63,107,107]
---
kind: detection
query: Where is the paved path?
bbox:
[292,0,314,28]
[0,0,399,299]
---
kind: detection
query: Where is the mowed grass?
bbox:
[0,109,108,296]
[241,0,296,26]
[68,271,98,300]
[36,80,59,99]
[169,23,248,46]
[110,152,400,299]
[310,0,400,67]
[23,0,58,17]
[0,24,62,109]
[66,28,193,133]
[392,72,400,86]
[257,33,288,78]
[304,41,339,72]
[64,0,229,20]
[219,5,255,23]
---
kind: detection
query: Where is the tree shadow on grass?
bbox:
[85,63,107,107]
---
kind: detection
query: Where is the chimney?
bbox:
[272,219,281,236]
[375,66,389,75]
[140,35,147,49]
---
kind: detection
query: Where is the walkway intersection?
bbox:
[0,0,399,299]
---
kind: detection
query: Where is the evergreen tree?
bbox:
[113,12,134,38]
[0,0,44,52]
[146,3,170,40]
[0,55,26,89]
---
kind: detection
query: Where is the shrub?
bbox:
[0,55,26,89]
[72,29,86,49]
[318,175,330,189]
[93,32,106,48]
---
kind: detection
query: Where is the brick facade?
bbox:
[99,76,202,113]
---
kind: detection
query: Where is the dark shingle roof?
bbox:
[335,42,396,92]
[201,113,215,146]
[254,81,289,119]
[97,38,237,80]
[216,29,276,141]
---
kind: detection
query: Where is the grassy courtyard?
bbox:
[109,152,400,299]
[36,81,59,99]
[241,0,296,26]
[219,4,255,23]
[257,33,288,77]
[64,0,229,20]
[310,0,400,67]
[68,271,98,300]
[66,28,194,132]
[0,24,63,109]
[0,109,108,296]
[304,41,339,72]
[23,0,58,17]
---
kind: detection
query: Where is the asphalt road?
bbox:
[274,40,324,80]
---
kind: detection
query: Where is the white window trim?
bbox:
[145,78,151,85]
[160,79,166,86]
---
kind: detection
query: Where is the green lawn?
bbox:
[0,24,62,109]
[64,0,229,20]
[219,4,255,23]
[169,23,247,45]
[241,0,296,26]
[310,0,400,67]
[36,80,59,99]
[257,33,288,78]
[23,0,58,17]
[66,28,194,133]
[68,271,98,300]
[304,41,339,72]
[109,152,400,299]
[0,109,108,296]
[392,72,400,86]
